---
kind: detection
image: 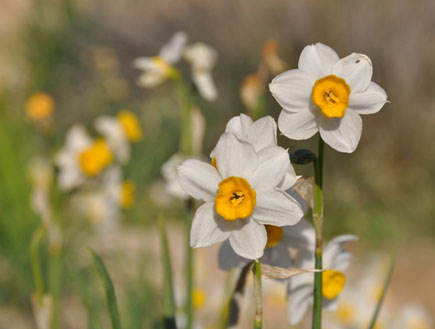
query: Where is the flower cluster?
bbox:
[176,42,388,325]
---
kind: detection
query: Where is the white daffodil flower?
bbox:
[74,166,129,231]
[287,223,357,325]
[133,31,187,88]
[95,110,142,164]
[55,124,113,191]
[184,42,218,101]
[269,43,388,153]
[178,132,304,260]
[211,114,299,190]
[218,218,313,271]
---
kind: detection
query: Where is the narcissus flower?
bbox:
[184,42,218,101]
[178,132,304,260]
[287,223,357,325]
[133,31,187,87]
[95,110,142,164]
[55,125,113,190]
[269,43,388,153]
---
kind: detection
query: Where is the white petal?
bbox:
[225,113,253,140]
[298,43,339,79]
[218,240,250,271]
[332,53,372,93]
[159,31,188,64]
[323,297,340,311]
[278,165,298,190]
[262,244,292,269]
[133,57,154,70]
[190,202,232,248]
[282,219,315,250]
[65,124,92,152]
[229,219,266,260]
[269,69,314,109]
[137,71,165,88]
[247,116,277,151]
[278,108,319,140]
[95,117,130,163]
[192,72,218,101]
[253,188,304,226]
[214,132,258,179]
[323,234,358,271]
[177,159,220,202]
[317,110,362,153]
[349,82,388,114]
[287,285,313,325]
[250,146,289,189]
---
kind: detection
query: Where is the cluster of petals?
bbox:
[270,43,388,153]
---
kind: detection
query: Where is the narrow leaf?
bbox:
[367,256,395,329]
[158,215,177,329]
[89,249,122,329]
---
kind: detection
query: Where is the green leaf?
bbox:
[367,255,395,329]
[158,215,177,329]
[89,249,122,329]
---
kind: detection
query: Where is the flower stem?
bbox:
[312,136,324,329]
[254,260,262,329]
[30,226,46,305]
[185,201,194,329]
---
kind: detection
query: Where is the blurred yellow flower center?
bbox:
[410,319,429,329]
[152,56,177,78]
[117,110,142,142]
[265,225,284,248]
[78,140,113,176]
[336,304,355,324]
[215,176,256,221]
[120,180,135,208]
[193,288,206,310]
[322,269,346,299]
[26,92,55,121]
[312,75,351,119]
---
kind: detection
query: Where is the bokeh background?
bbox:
[0,0,434,328]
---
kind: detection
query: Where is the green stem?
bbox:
[30,226,46,305]
[312,136,324,329]
[254,260,262,329]
[185,202,194,329]
[174,78,193,156]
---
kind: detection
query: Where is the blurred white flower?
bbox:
[161,153,189,200]
[74,166,127,231]
[28,157,53,225]
[261,39,288,75]
[55,125,113,190]
[133,31,187,87]
[287,222,357,325]
[184,42,218,101]
[269,43,388,153]
[211,114,299,190]
[95,110,142,164]
[218,219,313,271]
[178,132,303,260]
[396,302,433,329]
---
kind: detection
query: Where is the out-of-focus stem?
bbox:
[174,77,195,329]
[312,136,324,329]
[30,226,46,305]
[254,260,262,329]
